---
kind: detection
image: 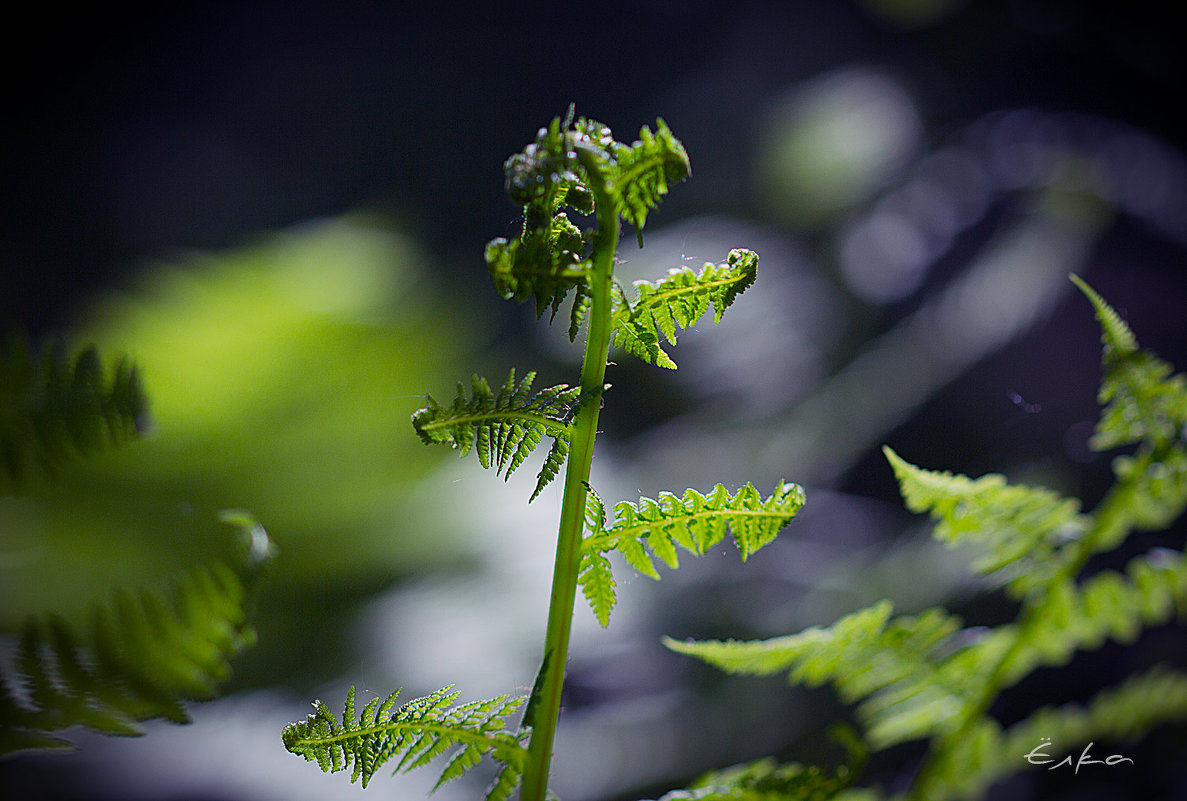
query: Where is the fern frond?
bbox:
[610,249,758,369]
[1006,664,1187,753]
[883,447,1087,598]
[281,685,527,797]
[666,601,987,749]
[914,666,1187,801]
[606,118,691,246]
[489,109,594,322]
[488,110,695,331]
[654,758,863,801]
[411,369,589,500]
[502,106,586,212]
[0,333,149,492]
[1070,276,1187,536]
[1071,274,1186,452]
[581,481,804,626]
[997,547,1187,684]
[489,108,601,324]
[0,512,271,756]
[651,726,869,801]
[672,544,1185,751]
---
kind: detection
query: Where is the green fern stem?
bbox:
[519,144,618,801]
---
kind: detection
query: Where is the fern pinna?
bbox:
[0,333,147,491]
[647,727,868,801]
[610,248,757,370]
[668,276,1187,801]
[0,510,273,756]
[0,336,271,757]
[285,109,803,800]
[411,369,586,501]
[580,482,805,626]
[282,686,527,800]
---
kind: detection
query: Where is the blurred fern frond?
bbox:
[647,725,868,801]
[0,511,272,756]
[0,333,148,492]
[667,277,1187,800]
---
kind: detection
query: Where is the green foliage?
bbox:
[3,219,472,653]
[668,601,982,750]
[654,759,855,801]
[667,276,1187,800]
[883,448,1086,598]
[0,511,272,756]
[915,665,1187,801]
[1071,274,1187,534]
[581,482,805,625]
[0,332,147,492]
[0,329,270,758]
[607,118,691,247]
[411,369,588,501]
[610,249,758,369]
[281,685,527,798]
[996,547,1187,685]
[649,727,868,801]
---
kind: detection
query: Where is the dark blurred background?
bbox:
[2,1,1186,800]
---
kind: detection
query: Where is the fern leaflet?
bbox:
[883,447,1087,599]
[605,118,691,246]
[1072,274,1187,453]
[997,547,1187,685]
[915,666,1187,801]
[652,758,861,801]
[666,601,983,750]
[610,248,758,369]
[0,512,272,756]
[1071,274,1187,535]
[580,481,804,626]
[411,369,590,500]
[281,685,527,797]
[485,212,590,326]
[0,333,148,492]
[650,725,868,801]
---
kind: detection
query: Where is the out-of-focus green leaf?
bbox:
[0,216,477,683]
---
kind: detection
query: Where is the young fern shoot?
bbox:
[282,109,805,799]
